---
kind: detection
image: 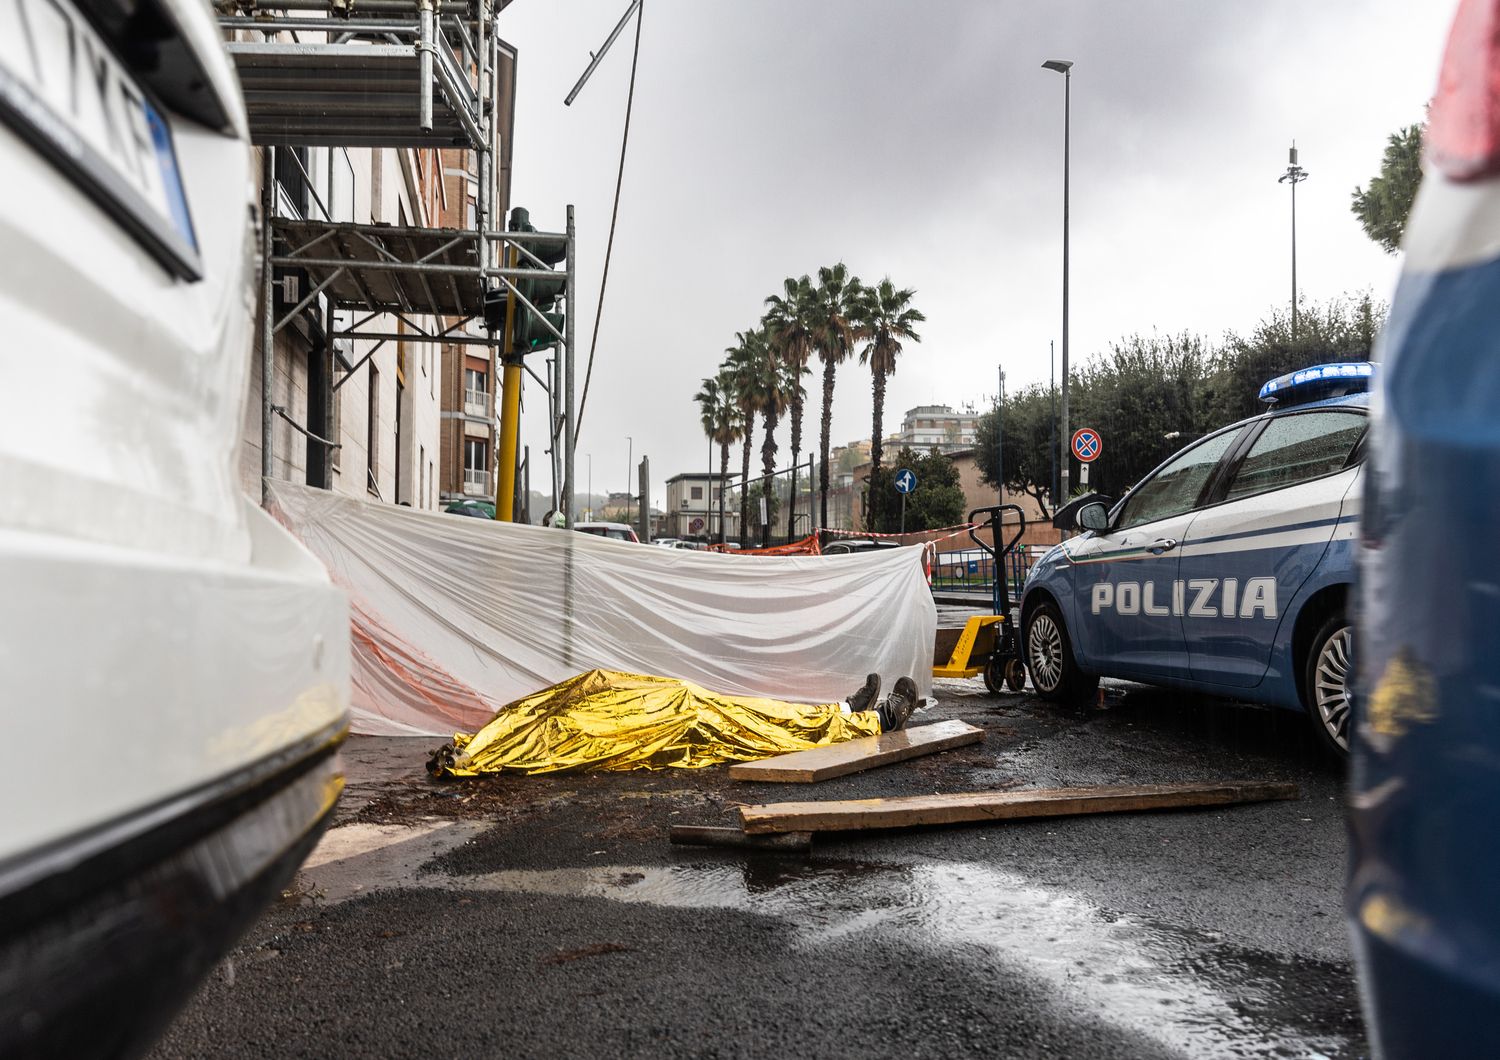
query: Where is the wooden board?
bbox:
[728,720,984,784]
[668,825,812,852]
[738,781,1299,834]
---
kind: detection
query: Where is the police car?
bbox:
[1020,363,1372,755]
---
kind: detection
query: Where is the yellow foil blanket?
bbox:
[429,669,883,776]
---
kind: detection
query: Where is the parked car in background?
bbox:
[1022,363,1370,756]
[445,499,496,519]
[1349,0,1500,1050]
[823,538,904,556]
[0,3,348,1055]
[576,521,641,543]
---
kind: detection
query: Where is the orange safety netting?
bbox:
[707,533,823,556]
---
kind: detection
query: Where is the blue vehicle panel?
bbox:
[1346,4,1500,1045]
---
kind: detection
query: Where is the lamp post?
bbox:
[996,366,1006,508]
[1042,58,1072,503]
[1050,339,1057,509]
[1279,142,1308,341]
[626,436,633,525]
[587,453,592,521]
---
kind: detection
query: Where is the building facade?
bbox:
[663,473,738,539]
[896,404,980,453]
[230,15,516,519]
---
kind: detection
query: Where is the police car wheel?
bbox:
[1305,615,1353,757]
[1025,602,1098,705]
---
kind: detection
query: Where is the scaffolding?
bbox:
[219,0,576,523]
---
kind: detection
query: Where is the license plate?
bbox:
[0,0,201,279]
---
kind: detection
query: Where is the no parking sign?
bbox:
[1071,428,1102,487]
[1071,428,1102,463]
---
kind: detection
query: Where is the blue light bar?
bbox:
[1258,361,1375,403]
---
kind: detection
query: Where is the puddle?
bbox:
[296,825,1357,1057]
[296,819,490,902]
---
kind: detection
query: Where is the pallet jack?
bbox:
[932,504,1029,693]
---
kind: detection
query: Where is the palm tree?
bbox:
[751,326,798,547]
[855,278,925,528]
[808,263,863,531]
[694,369,742,544]
[724,334,761,547]
[763,275,816,539]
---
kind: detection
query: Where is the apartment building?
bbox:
[224,7,515,515]
[896,404,980,452]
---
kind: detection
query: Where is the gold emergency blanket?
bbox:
[428,669,883,776]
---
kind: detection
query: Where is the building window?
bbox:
[690,485,703,500]
[464,438,489,496]
[465,367,488,415]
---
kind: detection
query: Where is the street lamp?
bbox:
[1279,142,1309,341]
[996,366,1006,508]
[1042,58,1073,503]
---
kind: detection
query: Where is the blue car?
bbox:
[1021,363,1373,755]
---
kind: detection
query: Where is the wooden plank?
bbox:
[727,720,984,784]
[738,781,1300,834]
[668,825,812,852]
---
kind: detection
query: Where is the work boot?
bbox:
[877,677,919,732]
[847,673,881,714]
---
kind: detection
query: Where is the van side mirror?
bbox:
[1051,492,1114,531]
[1077,501,1111,532]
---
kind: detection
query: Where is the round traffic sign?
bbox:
[894,468,918,494]
[1071,428,1102,463]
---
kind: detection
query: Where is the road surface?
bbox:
[151,678,1360,1059]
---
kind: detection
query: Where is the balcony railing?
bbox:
[464,388,490,418]
[463,469,490,496]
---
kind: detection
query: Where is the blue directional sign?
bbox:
[894,468,918,494]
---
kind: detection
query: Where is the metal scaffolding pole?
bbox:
[564,203,576,527]
[260,147,275,504]
[417,0,434,132]
[323,299,335,487]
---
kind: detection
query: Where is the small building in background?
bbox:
[896,404,980,453]
[663,472,737,539]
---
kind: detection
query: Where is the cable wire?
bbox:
[572,0,643,447]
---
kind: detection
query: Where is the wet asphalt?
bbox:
[150,671,1360,1059]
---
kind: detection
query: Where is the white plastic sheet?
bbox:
[268,482,936,736]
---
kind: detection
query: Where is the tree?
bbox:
[807,262,863,531]
[764,275,816,539]
[973,383,1059,517]
[865,446,965,534]
[1068,331,1216,497]
[1351,123,1424,255]
[748,325,794,547]
[855,278,925,531]
[694,369,742,544]
[1201,293,1385,426]
[723,335,760,547]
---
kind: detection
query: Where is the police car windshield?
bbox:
[1116,429,1240,530]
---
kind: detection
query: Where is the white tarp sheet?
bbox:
[268,482,937,736]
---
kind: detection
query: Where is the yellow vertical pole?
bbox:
[495,246,521,520]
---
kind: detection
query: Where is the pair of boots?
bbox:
[847,674,919,732]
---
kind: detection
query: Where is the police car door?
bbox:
[1177,409,1367,686]
[1070,427,1244,681]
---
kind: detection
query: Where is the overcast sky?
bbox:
[498,0,1456,504]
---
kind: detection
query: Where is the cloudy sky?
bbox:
[498,0,1455,504]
